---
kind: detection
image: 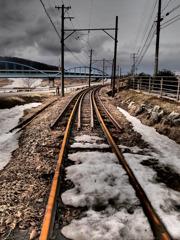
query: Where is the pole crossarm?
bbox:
[92,59,113,64]
[103,30,115,40]
[65,28,115,31]
[65,28,116,40]
[64,30,76,40]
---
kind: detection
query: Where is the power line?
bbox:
[162,0,172,12]
[135,23,156,67]
[136,0,158,56]
[133,0,150,52]
[39,0,61,42]
[161,13,180,28]
[39,0,88,66]
[166,3,180,15]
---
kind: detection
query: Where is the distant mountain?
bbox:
[0,56,58,70]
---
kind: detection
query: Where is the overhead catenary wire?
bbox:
[162,0,172,12]
[161,13,180,28]
[39,0,61,44]
[135,22,156,67]
[136,0,158,56]
[132,0,150,53]
[132,0,158,70]
[39,0,89,66]
[166,3,180,14]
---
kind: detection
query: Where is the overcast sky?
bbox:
[0,0,180,74]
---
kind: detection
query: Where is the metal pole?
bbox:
[103,58,105,85]
[111,59,114,88]
[89,49,92,88]
[154,0,162,76]
[61,4,65,97]
[112,16,118,97]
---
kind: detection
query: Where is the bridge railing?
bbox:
[129,76,180,101]
[0,61,50,78]
[0,61,111,79]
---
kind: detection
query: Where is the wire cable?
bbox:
[39,0,61,43]
[39,0,89,66]
[161,13,180,28]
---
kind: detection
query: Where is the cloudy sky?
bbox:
[0,0,180,74]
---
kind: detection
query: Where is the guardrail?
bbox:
[129,76,180,101]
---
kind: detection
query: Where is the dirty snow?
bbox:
[117,106,180,239]
[61,135,153,240]
[0,103,41,170]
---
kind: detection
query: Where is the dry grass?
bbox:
[0,92,54,109]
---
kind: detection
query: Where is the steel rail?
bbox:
[39,89,86,240]
[96,88,122,132]
[50,89,85,129]
[92,89,172,240]
[9,99,57,133]
[90,90,94,130]
[77,91,87,130]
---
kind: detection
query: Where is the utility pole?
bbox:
[154,0,162,76]
[89,49,94,87]
[117,65,120,77]
[103,58,105,85]
[131,53,137,76]
[55,4,72,97]
[112,16,118,98]
[92,59,112,85]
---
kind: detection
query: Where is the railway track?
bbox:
[40,87,172,240]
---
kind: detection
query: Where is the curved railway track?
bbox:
[40,86,172,240]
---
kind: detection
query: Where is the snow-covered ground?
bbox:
[61,135,154,240]
[61,107,180,239]
[3,78,43,88]
[0,103,41,170]
[117,107,180,239]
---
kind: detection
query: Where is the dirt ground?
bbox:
[0,86,179,239]
[0,79,13,87]
[100,87,180,144]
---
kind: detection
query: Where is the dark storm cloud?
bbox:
[0,11,25,29]
[0,0,179,70]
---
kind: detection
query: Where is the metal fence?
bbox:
[129,76,180,101]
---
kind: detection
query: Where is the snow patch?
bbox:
[117,106,180,239]
[71,135,109,149]
[0,103,41,170]
[61,135,153,239]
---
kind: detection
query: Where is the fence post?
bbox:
[160,77,163,97]
[177,78,180,101]
[149,77,151,93]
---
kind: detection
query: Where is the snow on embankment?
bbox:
[117,106,180,239]
[0,103,41,170]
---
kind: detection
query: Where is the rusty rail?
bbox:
[90,90,94,130]
[9,99,57,132]
[92,89,172,240]
[50,89,84,129]
[39,90,85,240]
[96,89,122,132]
[77,91,87,130]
